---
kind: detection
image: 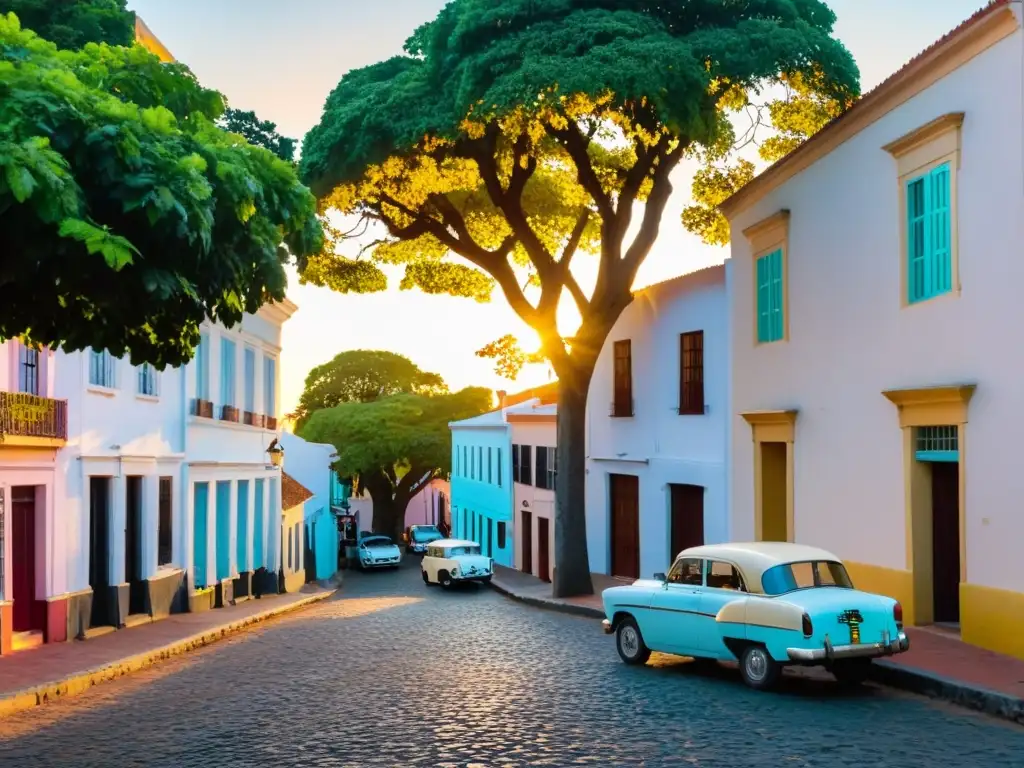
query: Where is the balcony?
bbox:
[0,392,68,447]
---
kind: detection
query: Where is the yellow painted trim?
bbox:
[741,410,797,543]
[719,4,1018,219]
[844,560,918,625]
[744,211,791,346]
[882,384,975,625]
[961,582,1024,661]
[882,112,965,162]
[0,436,65,449]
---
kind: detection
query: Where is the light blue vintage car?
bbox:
[601,542,910,690]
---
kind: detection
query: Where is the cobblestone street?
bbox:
[1,561,1022,767]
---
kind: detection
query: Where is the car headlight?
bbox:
[451,567,458,576]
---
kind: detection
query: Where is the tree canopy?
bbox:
[0,13,323,367]
[291,349,448,430]
[219,108,297,163]
[0,0,134,49]
[299,0,858,596]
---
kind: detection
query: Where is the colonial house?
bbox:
[509,399,557,582]
[184,302,294,609]
[585,266,731,581]
[721,0,1023,658]
[280,473,313,593]
[278,431,339,582]
[0,341,66,653]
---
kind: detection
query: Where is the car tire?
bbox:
[615,617,651,666]
[739,644,782,691]
[421,570,430,584]
[832,658,873,687]
[439,570,453,589]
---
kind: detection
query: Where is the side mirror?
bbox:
[654,572,666,582]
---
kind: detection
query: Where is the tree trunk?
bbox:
[552,360,597,598]
[363,473,407,544]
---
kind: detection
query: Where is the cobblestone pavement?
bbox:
[1,562,1023,767]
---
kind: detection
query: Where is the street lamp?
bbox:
[267,438,284,468]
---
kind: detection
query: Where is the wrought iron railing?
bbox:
[0,391,68,440]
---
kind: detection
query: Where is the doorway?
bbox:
[193,482,210,588]
[89,477,113,627]
[521,510,533,575]
[931,461,961,624]
[759,443,788,541]
[11,487,39,633]
[609,474,640,580]
[125,476,146,616]
[537,517,551,583]
[670,484,705,560]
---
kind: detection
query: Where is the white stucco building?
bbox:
[508,399,557,582]
[721,0,1023,659]
[585,266,731,580]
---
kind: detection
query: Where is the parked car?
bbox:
[421,539,493,588]
[357,535,402,570]
[405,524,444,554]
[601,542,910,691]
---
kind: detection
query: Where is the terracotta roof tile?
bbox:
[282,472,315,510]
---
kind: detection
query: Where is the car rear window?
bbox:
[761,560,853,595]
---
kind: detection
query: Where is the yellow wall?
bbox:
[961,583,1024,660]
[845,561,917,624]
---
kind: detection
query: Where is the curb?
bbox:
[488,581,1024,725]
[0,590,335,719]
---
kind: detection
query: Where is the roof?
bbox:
[134,17,175,63]
[719,0,1018,219]
[633,264,726,296]
[281,472,315,510]
[507,400,557,423]
[678,542,842,587]
[504,381,558,407]
[430,538,480,549]
[449,408,507,429]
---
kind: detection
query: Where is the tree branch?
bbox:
[545,121,614,223]
[622,142,686,277]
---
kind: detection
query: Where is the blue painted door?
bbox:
[237,480,249,573]
[193,483,209,588]
[253,479,265,569]
[647,557,705,654]
[216,481,231,580]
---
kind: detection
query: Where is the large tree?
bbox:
[300,386,492,542]
[299,0,859,596]
[291,349,448,430]
[219,108,298,164]
[0,13,323,367]
[0,0,134,49]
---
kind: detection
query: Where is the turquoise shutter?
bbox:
[756,254,770,342]
[220,339,235,407]
[253,479,265,569]
[907,177,927,302]
[237,480,249,572]
[244,348,256,413]
[769,249,784,341]
[216,481,231,580]
[193,483,209,587]
[928,163,952,297]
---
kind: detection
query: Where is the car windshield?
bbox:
[448,545,481,556]
[412,527,441,541]
[761,560,854,595]
[364,537,393,549]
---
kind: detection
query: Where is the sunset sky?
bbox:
[126,0,990,414]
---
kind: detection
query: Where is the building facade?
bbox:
[280,473,313,593]
[278,431,339,582]
[509,402,557,581]
[0,341,66,653]
[585,266,731,580]
[722,1,1023,658]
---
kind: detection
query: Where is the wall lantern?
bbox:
[267,438,284,468]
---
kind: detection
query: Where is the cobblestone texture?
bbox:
[1,561,1022,767]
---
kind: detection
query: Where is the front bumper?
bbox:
[787,629,910,663]
[362,558,400,568]
[452,570,491,582]
[602,619,613,635]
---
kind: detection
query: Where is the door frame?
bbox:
[741,410,797,543]
[11,489,39,632]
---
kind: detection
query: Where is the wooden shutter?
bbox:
[679,331,704,415]
[612,340,633,416]
[521,444,532,486]
[536,447,549,490]
[512,443,520,483]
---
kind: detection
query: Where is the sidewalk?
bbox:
[0,584,336,718]
[490,565,1024,725]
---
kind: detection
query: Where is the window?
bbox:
[89,349,115,388]
[244,347,256,413]
[536,446,556,491]
[679,331,704,415]
[705,560,745,591]
[138,364,158,397]
[906,163,952,304]
[496,447,503,487]
[294,522,301,572]
[756,248,784,343]
[471,445,476,480]
[220,338,237,406]
[487,519,493,557]
[667,557,703,586]
[497,521,506,550]
[454,448,460,477]
[612,340,633,417]
[487,447,493,484]
[264,356,277,416]
[478,447,483,481]
[18,344,39,395]
[196,332,210,401]
[513,444,532,485]
[512,443,519,482]
[158,477,173,566]
[463,446,468,478]
[287,527,293,570]
[761,560,853,595]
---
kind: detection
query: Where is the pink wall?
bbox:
[348,477,452,534]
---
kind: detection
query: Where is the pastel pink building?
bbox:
[0,340,68,654]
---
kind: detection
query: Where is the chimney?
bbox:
[497,390,507,408]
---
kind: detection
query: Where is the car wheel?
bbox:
[421,570,429,584]
[439,570,453,589]
[615,617,651,666]
[739,644,782,691]
[832,658,873,687]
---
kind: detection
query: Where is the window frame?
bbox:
[742,211,790,347]
[667,557,704,586]
[88,349,117,390]
[137,363,159,398]
[679,330,705,415]
[18,343,40,395]
[220,337,237,408]
[611,339,633,417]
[704,559,747,592]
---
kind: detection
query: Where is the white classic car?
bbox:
[405,524,445,554]
[357,534,402,569]
[602,542,910,691]
[421,539,493,588]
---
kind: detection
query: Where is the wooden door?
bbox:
[670,484,705,561]
[521,510,533,575]
[12,496,36,631]
[90,477,112,627]
[538,517,551,583]
[610,474,640,580]
[125,477,146,615]
[931,462,960,623]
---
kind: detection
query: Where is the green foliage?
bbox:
[475,334,545,380]
[219,108,297,163]
[0,0,134,49]
[300,387,492,483]
[292,349,448,429]
[0,14,323,367]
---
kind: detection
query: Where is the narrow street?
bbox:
[1,561,1022,767]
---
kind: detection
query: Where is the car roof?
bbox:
[410,524,439,529]
[429,538,479,548]
[677,542,842,591]
[362,535,394,542]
